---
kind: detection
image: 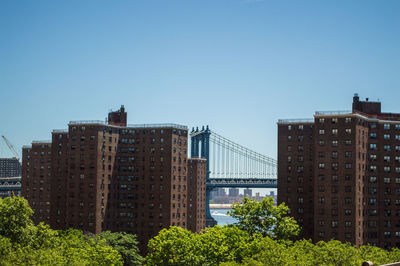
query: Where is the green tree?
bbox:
[0,196,34,244]
[228,197,300,240]
[0,197,123,265]
[100,231,144,265]
[147,226,203,265]
[198,225,262,265]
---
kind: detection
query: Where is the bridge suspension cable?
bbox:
[208,131,277,180]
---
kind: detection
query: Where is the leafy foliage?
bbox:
[147,226,204,265]
[0,196,124,265]
[228,197,300,240]
[0,196,34,244]
[100,231,144,265]
[146,196,400,265]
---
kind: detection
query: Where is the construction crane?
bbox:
[1,135,20,162]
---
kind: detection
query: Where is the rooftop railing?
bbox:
[32,140,52,144]
[53,129,68,133]
[69,120,106,125]
[315,110,351,115]
[277,119,314,124]
[68,121,188,130]
[127,123,188,130]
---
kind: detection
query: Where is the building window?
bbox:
[370,144,377,150]
[384,134,391,140]
[332,118,338,124]
[384,177,391,184]
[345,128,352,134]
[384,199,391,206]
[319,118,325,123]
[345,151,352,157]
[331,221,338,228]
[369,221,377,228]
[384,145,391,151]
[345,117,351,123]
[369,176,377,183]
[345,140,352,145]
[345,163,352,169]
[384,124,391,130]
[345,221,351,227]
[369,198,377,205]
[370,132,377,139]
[332,129,338,135]
[319,129,325,135]
[332,140,338,147]
[384,156,391,162]
[332,152,338,159]
[318,163,325,169]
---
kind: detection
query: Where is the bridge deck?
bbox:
[207,178,277,189]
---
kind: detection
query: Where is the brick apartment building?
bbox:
[187,158,207,233]
[278,94,400,249]
[0,158,21,177]
[22,106,206,251]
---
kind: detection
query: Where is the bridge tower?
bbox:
[190,126,217,227]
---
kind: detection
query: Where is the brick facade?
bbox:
[21,106,206,252]
[278,94,400,249]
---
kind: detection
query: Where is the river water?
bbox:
[210,209,237,226]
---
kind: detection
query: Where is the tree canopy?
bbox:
[0,196,124,265]
[100,231,144,265]
[146,197,400,265]
[228,196,300,240]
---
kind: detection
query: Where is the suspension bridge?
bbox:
[190,126,277,226]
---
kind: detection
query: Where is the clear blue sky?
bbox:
[1,0,400,159]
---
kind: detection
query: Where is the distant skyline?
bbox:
[1,0,400,159]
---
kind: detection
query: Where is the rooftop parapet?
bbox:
[127,123,188,130]
[315,110,351,116]
[277,119,314,124]
[69,120,106,125]
[32,140,52,144]
[52,129,68,133]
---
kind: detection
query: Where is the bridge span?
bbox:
[190,126,277,226]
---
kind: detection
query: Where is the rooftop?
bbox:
[277,118,314,124]
[68,120,188,130]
